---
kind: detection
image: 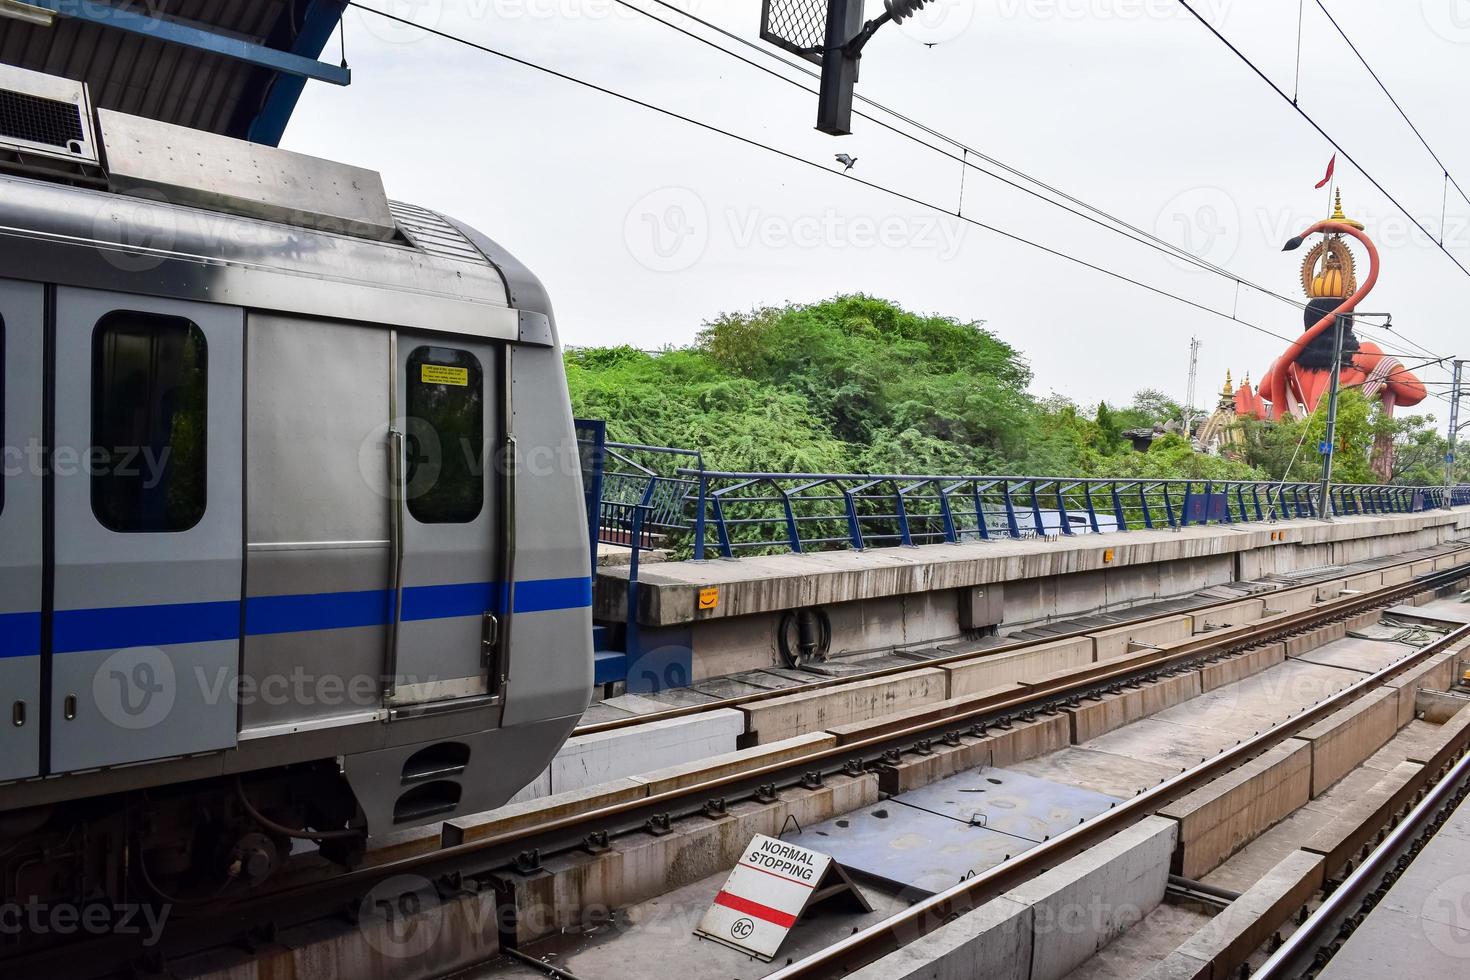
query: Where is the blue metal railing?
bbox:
[596,440,704,552]
[664,471,1470,560]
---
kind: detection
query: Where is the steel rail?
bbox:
[1251,741,1470,979]
[764,608,1470,978]
[8,560,1470,980]
[575,544,1469,738]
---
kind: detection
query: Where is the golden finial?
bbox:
[1329,189,1365,230]
[1223,370,1234,396]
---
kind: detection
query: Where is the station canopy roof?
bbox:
[0,0,349,145]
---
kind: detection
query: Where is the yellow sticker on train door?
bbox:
[421,364,469,386]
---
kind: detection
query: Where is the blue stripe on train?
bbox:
[245,589,393,635]
[54,600,241,653]
[245,576,592,637]
[0,611,42,659]
[34,576,592,652]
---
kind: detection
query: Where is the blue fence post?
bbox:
[1083,482,1102,533]
[1055,481,1074,536]
[1111,482,1128,531]
[1139,483,1154,530]
[1180,481,1194,528]
[893,480,914,546]
[626,504,648,663]
[841,482,865,549]
[1162,483,1177,528]
[937,481,959,543]
[712,494,734,558]
[1002,481,1022,539]
[773,480,802,553]
[972,481,991,540]
[1028,481,1046,537]
[693,472,708,561]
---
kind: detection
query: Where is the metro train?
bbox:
[0,63,593,908]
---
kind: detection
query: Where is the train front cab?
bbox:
[0,275,592,833]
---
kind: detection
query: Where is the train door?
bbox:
[0,281,43,781]
[389,335,503,706]
[49,288,244,772]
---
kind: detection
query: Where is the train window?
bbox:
[91,312,208,532]
[406,346,484,524]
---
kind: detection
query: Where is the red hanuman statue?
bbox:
[1233,193,1426,479]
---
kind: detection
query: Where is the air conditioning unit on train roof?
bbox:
[0,61,398,242]
[95,108,399,242]
[0,63,101,177]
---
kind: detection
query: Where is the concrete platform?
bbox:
[601,511,1470,628]
[1318,787,1470,980]
[597,507,1470,684]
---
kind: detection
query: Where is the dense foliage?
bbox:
[566,295,1450,485]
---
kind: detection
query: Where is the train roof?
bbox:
[0,62,552,345]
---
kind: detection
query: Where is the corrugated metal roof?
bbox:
[0,0,341,142]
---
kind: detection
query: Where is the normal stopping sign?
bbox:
[695,834,870,961]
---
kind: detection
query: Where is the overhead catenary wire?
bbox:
[344,0,1300,346]
[612,0,1450,365]
[1174,0,1470,286]
[1313,0,1470,214]
[623,0,1319,316]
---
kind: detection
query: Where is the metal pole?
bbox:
[816,0,863,135]
[1317,314,1347,520]
[1447,359,1463,508]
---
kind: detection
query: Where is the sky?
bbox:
[285,0,1470,419]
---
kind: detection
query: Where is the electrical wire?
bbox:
[623,0,1320,317]
[1313,0,1470,213]
[615,1,1451,364]
[344,1,1298,345]
[1175,0,1470,285]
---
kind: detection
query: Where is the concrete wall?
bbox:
[597,508,1470,681]
[848,817,1178,980]
[1160,740,1313,879]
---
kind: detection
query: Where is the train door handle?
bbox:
[482,612,500,665]
[63,695,77,720]
[11,700,24,727]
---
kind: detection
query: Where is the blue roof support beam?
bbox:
[248,0,350,146]
[27,0,351,86]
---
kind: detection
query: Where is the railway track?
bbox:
[1253,745,1470,979]
[8,547,1470,980]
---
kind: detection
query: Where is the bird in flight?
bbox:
[835,153,858,172]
